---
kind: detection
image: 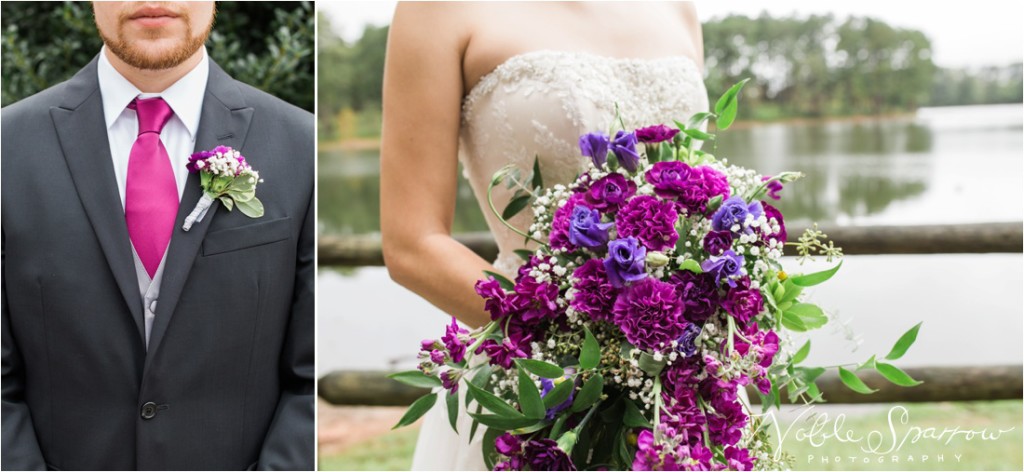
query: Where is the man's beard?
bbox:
[99,9,212,70]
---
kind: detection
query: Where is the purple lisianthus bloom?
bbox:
[569,260,618,322]
[579,132,611,168]
[568,205,613,249]
[477,336,531,370]
[603,237,647,288]
[702,230,733,256]
[676,323,702,357]
[761,202,787,244]
[612,278,687,352]
[441,317,469,363]
[611,130,641,173]
[550,193,588,250]
[586,173,636,212]
[495,432,524,456]
[615,196,679,252]
[725,446,755,471]
[524,439,577,471]
[540,377,575,420]
[722,279,764,324]
[635,124,680,143]
[762,175,784,200]
[712,197,763,234]
[669,271,720,324]
[701,249,744,287]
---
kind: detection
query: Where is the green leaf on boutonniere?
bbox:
[392,392,438,429]
[234,196,264,218]
[219,196,234,211]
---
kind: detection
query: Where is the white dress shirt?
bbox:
[97,46,209,347]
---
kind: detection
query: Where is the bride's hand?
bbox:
[380,3,492,329]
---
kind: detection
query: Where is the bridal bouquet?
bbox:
[393,80,921,470]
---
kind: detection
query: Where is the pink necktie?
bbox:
[125,97,178,279]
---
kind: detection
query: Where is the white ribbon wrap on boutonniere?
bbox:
[182,145,265,231]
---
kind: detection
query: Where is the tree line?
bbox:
[317,12,1022,141]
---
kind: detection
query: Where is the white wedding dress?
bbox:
[411,50,709,470]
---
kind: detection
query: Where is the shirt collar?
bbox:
[97,46,210,140]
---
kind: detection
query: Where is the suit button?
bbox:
[141,402,157,419]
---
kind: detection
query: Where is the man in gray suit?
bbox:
[1,2,314,470]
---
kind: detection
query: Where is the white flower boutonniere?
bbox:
[182,145,264,231]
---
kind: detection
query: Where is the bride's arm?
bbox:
[380,3,492,329]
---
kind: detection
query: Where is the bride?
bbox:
[380,2,708,469]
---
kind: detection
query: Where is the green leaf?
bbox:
[622,399,652,428]
[682,128,714,141]
[784,303,827,331]
[482,427,503,470]
[781,311,808,332]
[482,270,514,291]
[542,378,575,409]
[219,196,235,211]
[838,367,877,394]
[790,261,843,287]
[646,143,661,163]
[679,259,703,274]
[706,194,724,213]
[514,249,534,262]
[659,142,674,161]
[465,379,525,419]
[446,390,460,433]
[517,359,566,379]
[502,194,532,220]
[776,279,802,306]
[875,362,923,387]
[885,322,922,361]
[393,393,438,429]
[795,366,826,383]
[532,156,543,190]
[571,374,604,412]
[857,355,877,371]
[234,196,264,218]
[579,326,601,371]
[469,412,539,430]
[714,78,750,130]
[637,351,667,376]
[685,112,715,130]
[791,340,811,365]
[388,370,442,389]
[518,368,546,419]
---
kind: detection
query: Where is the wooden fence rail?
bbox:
[318,365,1023,406]
[319,222,1023,267]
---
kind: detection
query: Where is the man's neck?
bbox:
[103,47,204,93]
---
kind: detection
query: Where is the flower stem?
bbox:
[467,321,498,355]
[487,178,546,245]
[652,377,663,440]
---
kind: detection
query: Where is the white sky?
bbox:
[319,1,1024,68]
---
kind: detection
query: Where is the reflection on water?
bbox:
[318,104,1023,234]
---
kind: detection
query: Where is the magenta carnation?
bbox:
[615,195,679,252]
[586,173,636,212]
[635,124,680,143]
[612,278,687,352]
[569,259,618,322]
[722,278,764,324]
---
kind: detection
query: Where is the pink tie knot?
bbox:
[129,97,174,135]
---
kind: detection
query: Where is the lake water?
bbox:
[317,104,1023,375]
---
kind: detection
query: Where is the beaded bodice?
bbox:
[459,50,708,276]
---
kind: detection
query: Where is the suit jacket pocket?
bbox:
[202,216,292,256]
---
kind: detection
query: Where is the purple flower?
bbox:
[477,337,531,370]
[615,196,679,252]
[722,279,764,324]
[635,124,680,143]
[612,278,687,352]
[702,230,733,256]
[475,277,515,321]
[761,202,787,244]
[631,430,660,470]
[513,276,560,323]
[762,175,784,200]
[725,446,755,471]
[633,428,713,471]
[524,439,576,471]
[579,132,611,168]
[540,377,575,419]
[645,161,696,199]
[676,323,701,357]
[701,249,744,287]
[420,339,438,352]
[669,271,720,324]
[441,317,469,363]
[569,260,618,322]
[429,350,446,364]
[711,197,763,233]
[550,193,588,251]
[735,323,780,369]
[603,237,647,288]
[568,205,613,249]
[586,173,636,212]
[699,166,731,201]
[495,433,523,456]
[612,130,641,173]
[440,368,462,393]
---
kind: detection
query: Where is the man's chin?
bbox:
[106,38,204,71]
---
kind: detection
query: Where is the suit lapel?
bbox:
[145,61,254,360]
[50,57,146,344]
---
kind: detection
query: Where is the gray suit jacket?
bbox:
[1,56,314,470]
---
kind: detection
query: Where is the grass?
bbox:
[319,401,1022,471]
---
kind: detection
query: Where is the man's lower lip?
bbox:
[129,16,178,27]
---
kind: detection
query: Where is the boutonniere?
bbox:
[182,145,264,231]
